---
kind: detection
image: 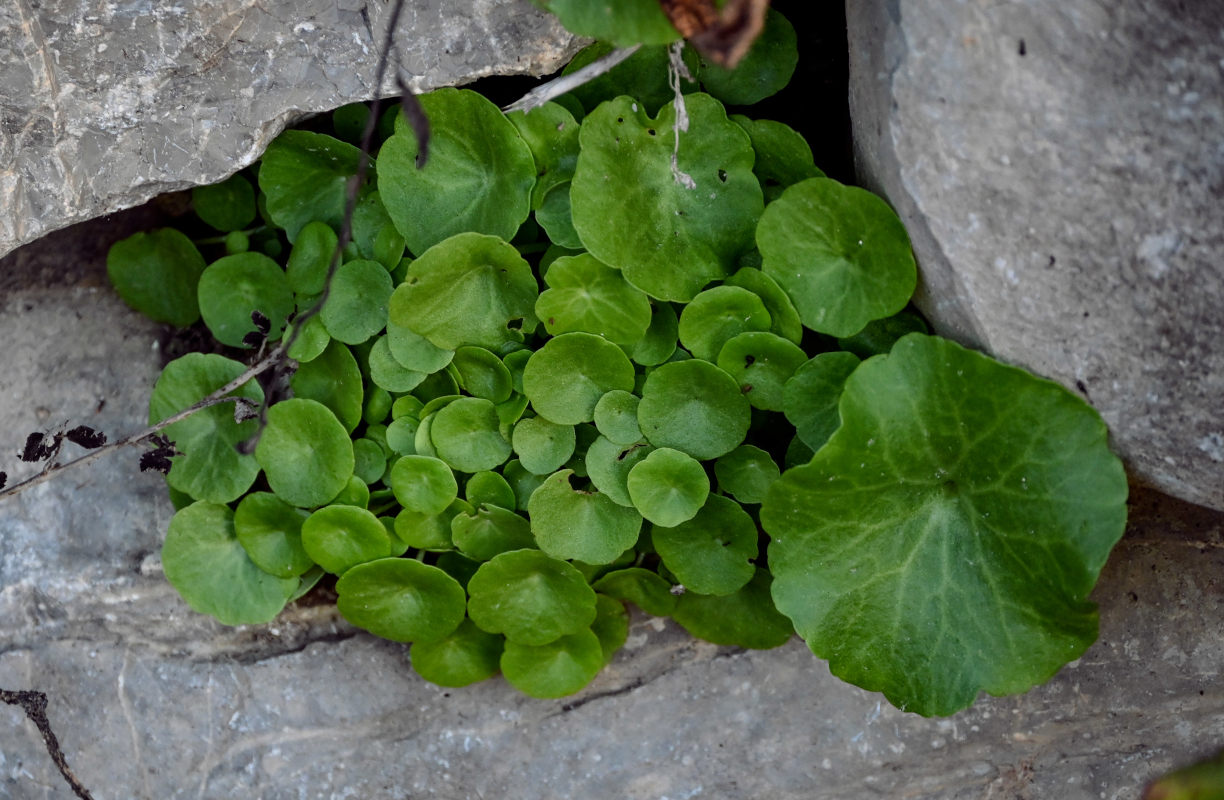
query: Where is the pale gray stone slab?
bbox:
[0,213,1221,800]
[0,0,581,259]
[846,0,1224,509]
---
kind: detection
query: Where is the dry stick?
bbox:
[502,44,642,114]
[1,690,95,800]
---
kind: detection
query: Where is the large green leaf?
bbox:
[467,549,597,645]
[761,334,1128,716]
[528,469,642,564]
[196,252,294,348]
[535,254,652,346]
[336,558,467,643]
[254,399,354,508]
[571,94,763,301]
[258,130,361,241]
[107,228,206,327]
[379,89,536,255]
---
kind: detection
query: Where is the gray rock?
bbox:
[0,0,581,259]
[846,0,1224,510]
[1,211,1222,800]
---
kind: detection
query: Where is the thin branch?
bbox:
[0,347,283,501]
[502,45,642,114]
[1,689,95,800]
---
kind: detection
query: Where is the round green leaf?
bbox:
[258,130,361,241]
[571,94,763,301]
[592,594,629,664]
[193,173,257,232]
[353,438,387,484]
[301,504,393,575]
[652,494,756,595]
[593,390,642,446]
[452,346,513,403]
[385,416,420,455]
[410,619,504,688]
[284,314,331,363]
[148,353,264,504]
[724,266,804,344]
[234,492,314,578]
[585,437,654,507]
[637,359,750,460]
[289,338,363,433]
[388,233,538,351]
[197,253,294,348]
[626,448,709,527]
[163,502,296,625]
[451,503,536,562]
[677,285,772,361]
[528,470,643,564]
[285,221,339,297]
[761,334,1129,716]
[107,228,206,326]
[837,309,930,359]
[336,558,467,643]
[379,88,535,255]
[522,332,636,425]
[368,336,428,393]
[512,416,577,475]
[696,9,798,106]
[332,476,371,509]
[716,331,807,411]
[729,117,824,200]
[758,177,917,338]
[467,549,597,645]
[536,254,652,346]
[393,501,467,552]
[507,102,581,207]
[632,302,679,366]
[714,444,780,505]
[466,470,517,510]
[389,455,458,515]
[782,351,861,452]
[319,259,393,345]
[255,398,355,508]
[673,567,792,649]
[537,0,679,46]
[591,568,678,617]
[500,629,605,699]
[430,397,513,473]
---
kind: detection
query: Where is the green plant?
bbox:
[103,8,1127,715]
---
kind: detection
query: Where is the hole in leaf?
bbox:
[648,129,656,136]
[718,169,728,183]
[744,355,756,367]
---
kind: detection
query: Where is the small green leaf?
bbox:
[758,177,917,338]
[637,359,750,460]
[451,346,513,403]
[386,320,456,380]
[782,351,861,452]
[389,455,458,515]
[677,285,772,361]
[197,253,294,348]
[626,448,709,527]
[528,470,643,564]
[107,229,206,327]
[724,266,804,344]
[632,302,679,366]
[571,94,763,301]
[353,438,387,484]
[394,501,469,552]
[430,397,513,473]
[148,354,263,504]
[389,233,538,351]
[523,332,636,425]
[465,471,517,510]
[379,89,535,255]
[258,130,362,240]
[163,502,296,625]
[729,117,824,200]
[336,558,467,643]
[673,567,793,649]
[285,221,338,297]
[254,398,355,508]
[319,259,393,345]
[284,314,331,363]
[585,437,654,508]
[592,594,629,664]
[592,390,642,446]
[652,494,755,595]
[716,331,807,411]
[193,173,257,232]
[512,416,577,475]
[234,492,314,578]
[300,504,393,575]
[714,444,780,505]
[368,336,428,393]
[467,549,597,645]
[451,503,536,561]
[591,568,677,616]
[410,619,505,688]
[697,10,798,106]
[535,183,584,249]
[500,629,605,698]
[507,102,581,207]
[289,339,364,434]
[536,254,652,346]
[761,334,1128,716]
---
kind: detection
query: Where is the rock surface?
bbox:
[1,209,1222,800]
[846,0,1224,510]
[0,0,580,259]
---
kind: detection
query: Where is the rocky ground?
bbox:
[0,203,1221,800]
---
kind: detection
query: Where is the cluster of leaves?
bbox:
[105,8,1128,715]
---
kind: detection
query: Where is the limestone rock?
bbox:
[847,0,1224,509]
[0,0,581,259]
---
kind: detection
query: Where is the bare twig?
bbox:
[502,44,642,114]
[1,689,95,800]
